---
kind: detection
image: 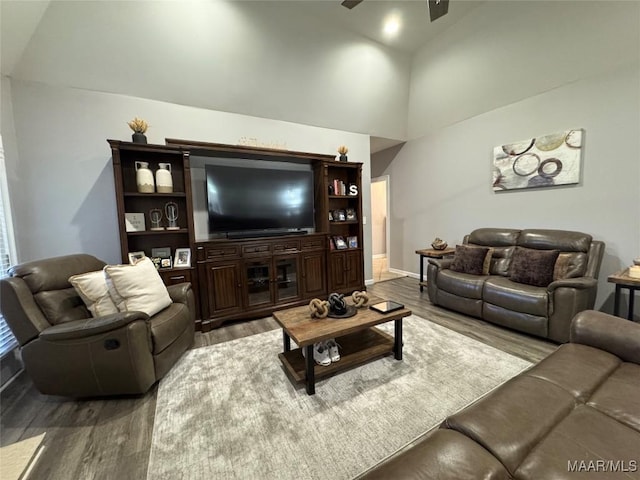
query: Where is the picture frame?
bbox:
[128,251,146,264]
[346,208,357,221]
[347,236,358,248]
[328,210,334,221]
[334,236,348,250]
[152,247,171,259]
[160,257,173,269]
[335,209,346,222]
[174,248,191,268]
[125,213,145,232]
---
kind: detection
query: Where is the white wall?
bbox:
[408,1,640,139]
[376,64,640,311]
[9,0,410,140]
[8,79,373,282]
[375,0,640,312]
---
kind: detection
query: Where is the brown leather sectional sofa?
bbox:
[362,310,640,479]
[427,228,605,343]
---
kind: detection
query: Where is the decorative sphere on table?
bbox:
[328,293,348,315]
[431,237,448,250]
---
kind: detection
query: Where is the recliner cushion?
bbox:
[587,363,640,431]
[104,257,172,317]
[483,276,548,316]
[444,375,576,474]
[553,252,588,280]
[509,247,559,287]
[514,406,640,480]
[438,269,488,300]
[33,288,90,325]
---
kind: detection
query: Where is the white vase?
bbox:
[135,161,154,193]
[156,163,173,193]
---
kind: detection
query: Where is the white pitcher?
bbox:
[135,161,154,193]
[156,163,173,193]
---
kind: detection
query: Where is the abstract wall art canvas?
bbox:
[492,129,583,191]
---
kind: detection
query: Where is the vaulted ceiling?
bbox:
[1,1,484,151]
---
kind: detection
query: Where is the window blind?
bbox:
[0,136,18,357]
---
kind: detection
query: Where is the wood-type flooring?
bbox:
[0,277,557,479]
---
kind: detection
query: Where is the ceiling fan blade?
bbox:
[428,0,449,22]
[341,0,364,9]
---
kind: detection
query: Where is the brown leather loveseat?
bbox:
[362,310,640,479]
[0,254,195,397]
[427,228,605,343]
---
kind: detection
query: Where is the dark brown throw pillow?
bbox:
[450,244,491,275]
[510,247,560,287]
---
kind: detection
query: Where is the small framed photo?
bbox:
[334,236,348,250]
[328,210,334,221]
[174,248,191,268]
[335,209,346,222]
[125,213,145,232]
[151,257,162,270]
[160,257,173,269]
[346,208,357,221]
[128,251,146,264]
[152,247,171,259]
[347,236,358,248]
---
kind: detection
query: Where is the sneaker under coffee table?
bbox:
[273,298,412,395]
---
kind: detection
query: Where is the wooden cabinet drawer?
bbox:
[301,236,325,251]
[242,243,271,256]
[160,269,193,285]
[273,239,300,253]
[205,245,240,260]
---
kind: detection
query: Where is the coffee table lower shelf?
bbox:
[278,327,394,383]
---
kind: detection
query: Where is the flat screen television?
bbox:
[206,163,314,237]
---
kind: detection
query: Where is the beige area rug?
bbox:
[148,316,532,480]
[0,433,46,480]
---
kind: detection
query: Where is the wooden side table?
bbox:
[415,247,456,291]
[607,269,640,320]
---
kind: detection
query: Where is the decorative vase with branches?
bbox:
[128,117,149,144]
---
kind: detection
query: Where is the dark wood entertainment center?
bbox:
[109,139,365,331]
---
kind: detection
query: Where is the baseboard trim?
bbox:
[365,278,375,286]
[389,268,419,279]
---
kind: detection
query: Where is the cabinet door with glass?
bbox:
[244,259,274,309]
[273,255,300,303]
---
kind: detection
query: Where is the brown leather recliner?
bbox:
[0,254,195,397]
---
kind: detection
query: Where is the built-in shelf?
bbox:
[124,192,187,197]
[126,229,189,236]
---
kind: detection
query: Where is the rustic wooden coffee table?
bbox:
[273,298,412,395]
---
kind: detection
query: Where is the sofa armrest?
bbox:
[167,282,192,305]
[547,277,597,292]
[570,310,640,364]
[428,257,453,270]
[39,311,149,341]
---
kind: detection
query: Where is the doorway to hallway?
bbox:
[371,175,404,283]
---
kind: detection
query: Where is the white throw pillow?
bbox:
[69,270,119,317]
[104,257,172,316]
